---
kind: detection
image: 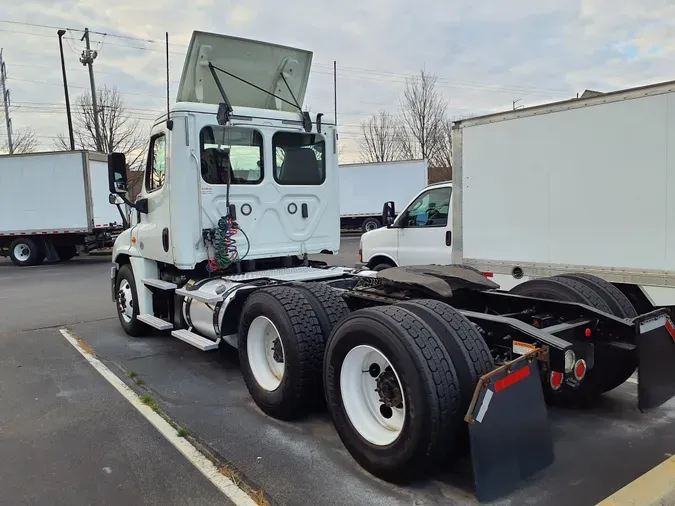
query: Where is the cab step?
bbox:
[171,329,220,351]
[175,288,222,304]
[138,314,174,330]
[142,278,178,290]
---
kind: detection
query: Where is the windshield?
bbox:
[200,126,264,185]
[273,132,325,185]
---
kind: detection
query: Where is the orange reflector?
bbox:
[494,366,530,392]
[574,360,587,381]
[584,328,592,337]
[482,272,494,278]
[131,237,137,244]
[550,371,563,390]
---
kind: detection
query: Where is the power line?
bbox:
[0,19,570,98]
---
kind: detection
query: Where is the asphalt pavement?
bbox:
[1,234,674,506]
[0,326,229,506]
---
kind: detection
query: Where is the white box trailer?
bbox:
[0,150,125,266]
[339,159,428,232]
[452,79,675,310]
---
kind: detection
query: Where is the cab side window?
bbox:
[146,134,166,193]
[403,187,451,227]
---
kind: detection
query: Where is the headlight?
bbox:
[564,349,576,373]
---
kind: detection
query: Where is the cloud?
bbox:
[0,0,674,161]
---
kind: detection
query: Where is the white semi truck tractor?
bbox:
[107,31,675,502]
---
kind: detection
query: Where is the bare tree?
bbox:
[54,85,147,170]
[430,117,453,179]
[398,69,448,163]
[358,110,403,163]
[0,125,39,154]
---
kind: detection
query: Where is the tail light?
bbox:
[550,371,564,390]
[573,359,587,381]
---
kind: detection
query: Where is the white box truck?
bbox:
[338,159,428,233]
[0,150,125,266]
[360,79,675,313]
[104,31,675,502]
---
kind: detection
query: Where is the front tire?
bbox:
[238,286,324,420]
[324,306,461,482]
[115,264,148,337]
[9,238,45,266]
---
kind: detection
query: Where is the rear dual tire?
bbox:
[238,287,494,481]
[510,274,638,401]
[324,302,492,481]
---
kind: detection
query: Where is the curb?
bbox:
[596,455,675,506]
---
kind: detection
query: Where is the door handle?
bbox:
[162,228,170,252]
[301,203,308,219]
[445,231,452,246]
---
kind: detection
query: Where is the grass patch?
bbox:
[140,396,159,412]
[134,378,145,385]
[177,428,187,438]
[127,371,137,378]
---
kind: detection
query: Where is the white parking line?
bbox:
[59,328,257,506]
[626,377,638,384]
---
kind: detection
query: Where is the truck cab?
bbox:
[359,181,453,270]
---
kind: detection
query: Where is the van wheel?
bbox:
[324,306,461,482]
[239,286,324,420]
[115,264,148,337]
[9,238,45,266]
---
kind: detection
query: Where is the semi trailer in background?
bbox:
[0,150,125,266]
[338,159,428,232]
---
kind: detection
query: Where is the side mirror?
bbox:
[382,201,396,227]
[109,193,122,205]
[108,152,128,194]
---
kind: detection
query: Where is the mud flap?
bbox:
[636,309,675,412]
[465,350,554,502]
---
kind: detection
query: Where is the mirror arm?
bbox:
[114,203,130,229]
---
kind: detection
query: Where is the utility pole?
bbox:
[80,28,102,151]
[0,49,13,153]
[57,30,75,150]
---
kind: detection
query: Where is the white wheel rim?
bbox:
[340,345,406,446]
[117,279,134,323]
[13,243,31,262]
[247,316,285,391]
[365,221,378,231]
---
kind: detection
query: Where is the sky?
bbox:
[0,0,674,162]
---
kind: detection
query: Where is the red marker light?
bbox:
[585,328,592,337]
[550,371,564,390]
[574,360,587,381]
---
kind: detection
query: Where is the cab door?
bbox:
[396,185,453,266]
[134,130,173,263]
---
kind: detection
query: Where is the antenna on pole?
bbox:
[80,28,102,151]
[1,49,14,153]
[165,32,173,130]
[333,60,338,127]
